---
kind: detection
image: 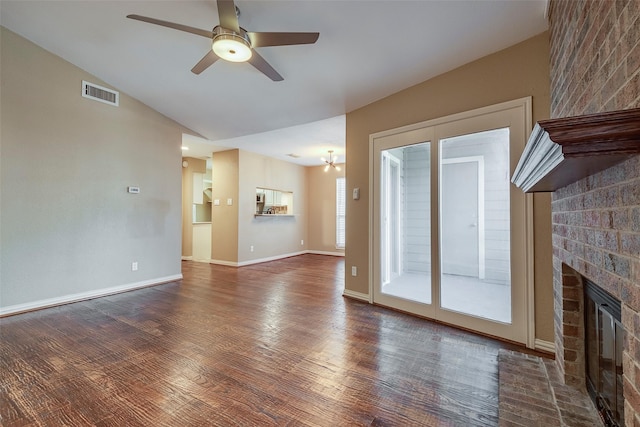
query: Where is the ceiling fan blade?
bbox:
[217,0,240,33]
[126,15,214,39]
[191,50,220,75]
[248,50,283,81]
[248,32,319,48]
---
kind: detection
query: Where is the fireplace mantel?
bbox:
[512,108,640,192]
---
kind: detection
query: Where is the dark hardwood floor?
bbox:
[1,254,528,426]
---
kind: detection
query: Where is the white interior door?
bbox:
[441,160,480,277]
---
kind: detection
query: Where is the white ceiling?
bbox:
[0,0,548,166]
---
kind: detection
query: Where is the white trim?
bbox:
[0,274,182,317]
[370,97,534,140]
[342,289,370,302]
[307,250,345,257]
[368,131,376,304]
[210,251,306,268]
[522,98,535,350]
[209,259,240,267]
[237,251,307,266]
[526,193,536,349]
[535,338,555,354]
[181,256,193,261]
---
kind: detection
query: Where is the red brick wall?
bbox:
[548,0,640,424]
[549,0,640,118]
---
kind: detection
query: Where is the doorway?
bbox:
[440,157,483,278]
[370,98,533,345]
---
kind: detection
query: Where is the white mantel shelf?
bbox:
[512,107,640,192]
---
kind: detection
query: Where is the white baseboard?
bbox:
[209,259,239,267]
[209,251,343,268]
[181,256,193,261]
[342,289,370,302]
[307,250,345,257]
[236,251,308,267]
[0,274,183,317]
[535,338,555,354]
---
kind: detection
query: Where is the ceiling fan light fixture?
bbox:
[212,34,252,62]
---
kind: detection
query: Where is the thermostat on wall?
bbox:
[127,186,140,194]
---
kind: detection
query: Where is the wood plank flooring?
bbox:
[2,254,530,426]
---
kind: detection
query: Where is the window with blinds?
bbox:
[336,177,346,249]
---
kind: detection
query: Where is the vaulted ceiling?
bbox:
[0,1,548,165]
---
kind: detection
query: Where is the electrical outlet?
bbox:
[351,266,357,276]
[250,245,254,252]
[131,262,138,271]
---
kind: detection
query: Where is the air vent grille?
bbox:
[82,80,119,106]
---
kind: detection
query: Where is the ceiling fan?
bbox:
[322,150,341,172]
[127,0,319,81]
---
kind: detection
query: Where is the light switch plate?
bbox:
[213,199,220,206]
[353,188,360,200]
[227,198,233,205]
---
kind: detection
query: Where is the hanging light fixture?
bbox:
[321,150,341,172]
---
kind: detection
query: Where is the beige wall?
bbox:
[237,150,307,263]
[1,27,195,311]
[306,164,345,254]
[181,157,206,258]
[345,32,554,341]
[194,150,338,264]
[211,149,240,263]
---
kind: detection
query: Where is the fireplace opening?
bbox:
[584,278,624,427]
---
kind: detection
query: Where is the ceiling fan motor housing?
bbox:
[212,26,252,62]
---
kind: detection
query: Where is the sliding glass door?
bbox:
[371,99,532,345]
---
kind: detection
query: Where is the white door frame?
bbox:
[381,151,402,285]
[368,97,534,348]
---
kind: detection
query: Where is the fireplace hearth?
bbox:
[585,278,624,427]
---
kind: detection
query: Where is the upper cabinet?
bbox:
[256,188,293,215]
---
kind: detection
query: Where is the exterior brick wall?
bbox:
[548,0,640,425]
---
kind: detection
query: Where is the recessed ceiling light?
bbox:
[181,146,189,150]
[286,153,300,158]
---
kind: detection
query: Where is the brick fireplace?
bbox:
[552,154,640,425]
[513,105,640,425]
[544,0,640,424]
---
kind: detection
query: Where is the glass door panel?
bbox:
[380,143,431,304]
[372,126,435,318]
[439,128,512,323]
